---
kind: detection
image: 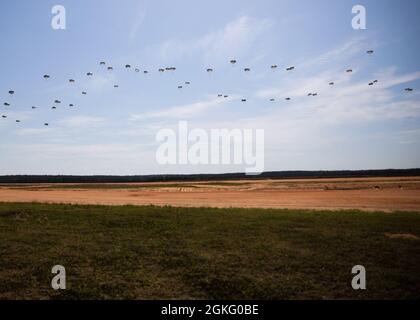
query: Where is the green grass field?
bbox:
[0,203,419,300]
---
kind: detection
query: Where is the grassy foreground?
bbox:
[0,203,419,300]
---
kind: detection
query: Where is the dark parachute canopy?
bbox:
[69,79,75,83]
[244,68,251,72]
[346,69,353,73]
[86,72,93,76]
[8,90,14,95]
[43,74,50,79]
[286,66,295,71]
[100,61,106,65]
[107,66,113,71]
[4,102,10,106]
[367,50,374,54]
[405,88,414,92]
[206,68,213,72]
[125,64,131,69]
[329,82,335,86]
[270,65,278,70]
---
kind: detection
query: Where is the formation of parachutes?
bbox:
[1,49,416,126]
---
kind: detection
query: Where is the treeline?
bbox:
[0,169,419,184]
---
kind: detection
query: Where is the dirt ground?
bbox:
[1,176,420,212]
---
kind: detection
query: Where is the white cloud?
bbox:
[129,95,236,120]
[128,2,147,43]
[58,116,106,128]
[156,15,273,62]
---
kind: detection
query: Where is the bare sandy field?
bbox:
[1,176,420,211]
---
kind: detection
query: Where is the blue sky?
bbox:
[0,0,420,175]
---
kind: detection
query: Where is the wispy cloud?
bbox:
[58,116,106,128]
[155,15,273,62]
[129,95,236,120]
[128,1,147,44]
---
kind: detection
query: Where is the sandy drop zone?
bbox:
[1,176,420,212]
